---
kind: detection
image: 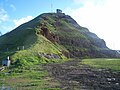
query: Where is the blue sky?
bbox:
[0,0,120,50]
[0,0,77,34]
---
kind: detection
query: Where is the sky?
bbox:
[0,0,120,50]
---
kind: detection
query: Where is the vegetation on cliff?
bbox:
[0,12,119,67]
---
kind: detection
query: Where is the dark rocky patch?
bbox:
[44,59,120,90]
[39,25,60,43]
[38,52,61,59]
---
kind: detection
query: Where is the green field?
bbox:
[0,65,60,90]
[81,58,120,71]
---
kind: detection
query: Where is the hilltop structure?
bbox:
[56,9,62,13]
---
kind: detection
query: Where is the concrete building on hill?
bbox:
[56,9,62,13]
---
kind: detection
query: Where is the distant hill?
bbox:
[0,11,119,66]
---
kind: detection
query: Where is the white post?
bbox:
[23,46,24,50]
[17,46,19,50]
[7,56,9,60]
[7,48,8,52]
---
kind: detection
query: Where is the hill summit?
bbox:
[0,10,119,65]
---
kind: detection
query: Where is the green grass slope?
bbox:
[0,18,67,66]
[11,35,67,66]
[0,12,119,66]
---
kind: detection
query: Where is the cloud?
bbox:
[0,8,9,22]
[64,0,120,50]
[0,8,12,34]
[73,0,105,5]
[13,16,33,28]
[0,15,33,34]
[10,4,16,11]
[0,25,13,34]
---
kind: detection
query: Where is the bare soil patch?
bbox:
[44,59,120,90]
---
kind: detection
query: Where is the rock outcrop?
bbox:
[38,52,61,59]
[37,25,60,43]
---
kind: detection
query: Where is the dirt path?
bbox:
[44,59,120,90]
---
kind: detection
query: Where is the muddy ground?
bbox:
[44,59,120,90]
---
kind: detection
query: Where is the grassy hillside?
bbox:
[0,28,67,67]
[11,34,67,66]
[0,12,119,67]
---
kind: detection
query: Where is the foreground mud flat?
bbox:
[44,59,120,90]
